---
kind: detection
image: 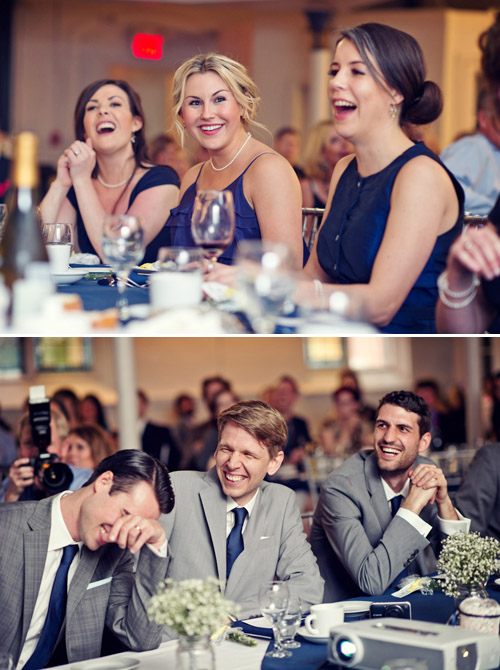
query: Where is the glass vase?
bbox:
[448,583,489,626]
[176,633,215,670]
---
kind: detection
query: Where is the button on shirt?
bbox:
[381,477,470,536]
[17,492,81,670]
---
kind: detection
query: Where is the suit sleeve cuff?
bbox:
[438,509,470,535]
[396,508,432,537]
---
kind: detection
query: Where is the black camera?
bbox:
[369,601,412,619]
[28,386,73,494]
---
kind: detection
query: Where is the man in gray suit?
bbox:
[311,390,470,602]
[0,449,174,669]
[161,400,323,620]
[454,443,500,541]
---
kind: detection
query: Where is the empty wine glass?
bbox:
[236,240,295,334]
[191,190,235,270]
[280,596,302,649]
[101,214,144,323]
[259,580,291,659]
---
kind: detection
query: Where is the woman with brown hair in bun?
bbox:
[302,23,464,333]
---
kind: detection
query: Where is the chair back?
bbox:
[463,213,488,230]
[302,207,325,250]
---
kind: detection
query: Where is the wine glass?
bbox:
[280,596,302,649]
[101,214,144,323]
[258,580,291,659]
[191,190,235,270]
[236,240,295,334]
[0,204,7,243]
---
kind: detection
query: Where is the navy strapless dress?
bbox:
[316,142,464,334]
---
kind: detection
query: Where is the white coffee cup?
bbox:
[304,603,344,637]
[149,270,202,311]
[46,243,71,274]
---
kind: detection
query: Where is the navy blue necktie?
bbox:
[226,507,247,578]
[390,495,409,585]
[24,544,78,670]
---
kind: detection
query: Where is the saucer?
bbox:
[336,600,371,615]
[52,269,87,284]
[70,657,139,669]
[297,626,329,644]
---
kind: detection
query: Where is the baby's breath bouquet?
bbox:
[437,531,500,597]
[147,577,239,638]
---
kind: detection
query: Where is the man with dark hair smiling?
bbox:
[311,390,469,602]
[0,450,174,669]
[160,400,323,622]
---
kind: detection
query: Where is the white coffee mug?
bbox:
[149,270,202,312]
[46,243,71,274]
[304,603,344,637]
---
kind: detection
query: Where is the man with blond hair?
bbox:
[160,400,323,620]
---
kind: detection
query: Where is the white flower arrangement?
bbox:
[437,531,500,597]
[147,577,240,638]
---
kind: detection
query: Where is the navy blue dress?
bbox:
[67,165,180,264]
[166,156,309,266]
[483,198,500,332]
[316,142,464,334]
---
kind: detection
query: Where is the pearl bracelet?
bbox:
[437,270,480,309]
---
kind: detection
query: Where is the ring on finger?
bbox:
[73,149,81,156]
[135,525,142,533]
[464,240,473,251]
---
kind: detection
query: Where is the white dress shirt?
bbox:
[225,490,259,538]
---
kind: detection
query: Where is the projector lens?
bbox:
[337,638,357,662]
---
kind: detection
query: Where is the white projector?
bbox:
[328,617,500,670]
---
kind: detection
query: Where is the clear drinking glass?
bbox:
[236,240,295,334]
[42,222,74,274]
[0,204,7,243]
[191,190,235,270]
[280,596,302,649]
[259,580,291,659]
[101,214,144,323]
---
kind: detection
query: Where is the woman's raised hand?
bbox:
[446,223,500,283]
[63,137,96,184]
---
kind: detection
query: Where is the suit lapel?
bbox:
[199,470,227,582]
[365,452,392,531]
[66,547,101,622]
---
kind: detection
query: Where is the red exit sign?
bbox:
[132,33,163,61]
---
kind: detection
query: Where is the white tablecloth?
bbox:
[51,638,268,669]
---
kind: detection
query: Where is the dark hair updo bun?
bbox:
[403,80,443,126]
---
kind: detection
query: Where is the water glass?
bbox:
[259,580,291,659]
[42,222,73,274]
[280,596,302,649]
[101,214,144,322]
[150,247,203,312]
[0,204,7,243]
[236,240,295,334]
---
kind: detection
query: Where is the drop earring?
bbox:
[390,104,398,119]
[131,132,136,144]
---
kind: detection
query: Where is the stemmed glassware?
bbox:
[258,580,291,659]
[280,596,302,649]
[191,190,235,271]
[101,214,144,323]
[236,240,295,334]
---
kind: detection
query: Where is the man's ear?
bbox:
[267,451,284,477]
[95,470,114,491]
[417,432,431,454]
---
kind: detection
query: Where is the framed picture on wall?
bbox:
[0,337,25,379]
[33,338,93,372]
[303,337,346,369]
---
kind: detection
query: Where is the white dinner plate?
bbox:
[297,626,329,644]
[241,616,271,629]
[494,578,500,587]
[51,269,87,284]
[70,656,139,669]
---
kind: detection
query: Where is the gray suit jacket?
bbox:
[310,450,442,602]
[0,496,165,666]
[160,469,324,620]
[454,443,500,541]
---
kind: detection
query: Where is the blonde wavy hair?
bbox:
[171,53,263,145]
[303,119,337,182]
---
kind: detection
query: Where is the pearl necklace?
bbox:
[209,132,252,172]
[97,168,135,188]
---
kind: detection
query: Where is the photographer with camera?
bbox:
[310,390,470,602]
[1,387,92,503]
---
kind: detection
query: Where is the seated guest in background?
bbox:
[39,79,179,264]
[273,126,305,179]
[170,392,196,454]
[137,390,181,471]
[301,119,353,209]
[160,400,323,622]
[325,386,373,460]
[80,393,110,431]
[301,23,463,334]
[167,53,306,275]
[0,450,174,669]
[414,379,448,450]
[52,388,81,429]
[339,367,376,423]
[454,443,500,541]
[272,375,311,465]
[192,387,240,472]
[63,423,116,470]
[1,411,92,503]
[441,87,500,215]
[310,390,469,602]
[149,133,190,181]
[0,405,16,471]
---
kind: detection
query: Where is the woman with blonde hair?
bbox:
[301,119,352,208]
[63,423,116,470]
[166,53,306,274]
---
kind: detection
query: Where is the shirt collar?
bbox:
[226,488,259,517]
[49,491,82,553]
[380,476,411,502]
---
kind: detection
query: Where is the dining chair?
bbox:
[302,207,325,250]
[463,213,489,230]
